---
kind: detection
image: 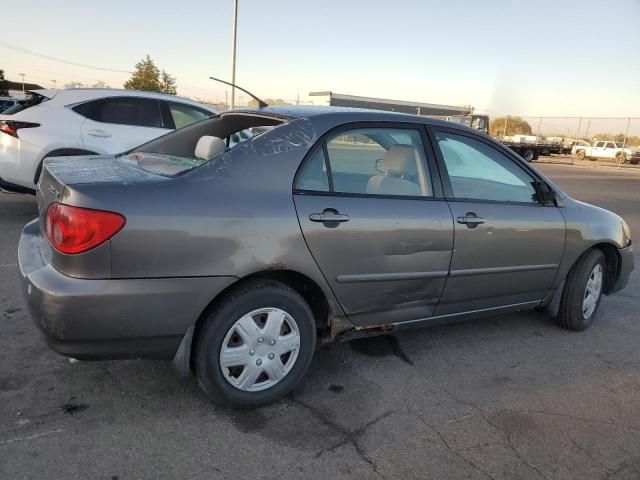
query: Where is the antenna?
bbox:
[209,76,269,109]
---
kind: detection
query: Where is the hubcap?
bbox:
[219,307,301,392]
[582,264,603,319]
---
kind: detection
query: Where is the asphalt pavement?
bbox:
[1,162,639,480]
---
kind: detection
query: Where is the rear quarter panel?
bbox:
[70,118,344,315]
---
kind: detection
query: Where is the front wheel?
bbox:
[194,279,317,408]
[556,249,606,331]
[616,153,627,164]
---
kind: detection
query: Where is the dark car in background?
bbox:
[18,106,633,408]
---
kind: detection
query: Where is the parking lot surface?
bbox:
[1,163,639,480]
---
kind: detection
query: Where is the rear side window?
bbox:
[73,97,163,128]
[167,102,212,129]
[295,127,432,197]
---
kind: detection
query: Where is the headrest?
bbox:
[381,145,418,177]
[195,136,226,161]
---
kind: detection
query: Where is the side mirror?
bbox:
[532,181,556,205]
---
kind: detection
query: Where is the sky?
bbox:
[2,0,640,121]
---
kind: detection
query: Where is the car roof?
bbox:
[32,88,217,112]
[226,105,469,130]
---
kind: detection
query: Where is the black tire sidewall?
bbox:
[561,250,606,331]
[195,282,316,408]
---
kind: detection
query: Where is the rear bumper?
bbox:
[610,244,634,294]
[18,219,237,360]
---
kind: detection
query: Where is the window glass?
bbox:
[168,102,212,129]
[594,141,605,148]
[75,97,162,128]
[325,128,431,196]
[295,148,329,192]
[605,142,616,149]
[435,131,536,203]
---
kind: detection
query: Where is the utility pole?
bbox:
[51,79,57,88]
[502,116,508,138]
[618,117,631,168]
[230,0,238,109]
[573,117,582,165]
[19,73,25,93]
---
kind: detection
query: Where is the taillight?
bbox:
[0,120,40,138]
[45,203,125,254]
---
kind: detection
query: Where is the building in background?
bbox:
[4,80,44,100]
[308,91,473,117]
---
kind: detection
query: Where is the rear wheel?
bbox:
[556,249,606,331]
[522,149,535,162]
[576,150,586,161]
[194,279,316,409]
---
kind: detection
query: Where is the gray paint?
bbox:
[18,106,634,361]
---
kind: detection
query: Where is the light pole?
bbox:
[230,0,238,109]
[19,73,25,93]
[51,79,57,88]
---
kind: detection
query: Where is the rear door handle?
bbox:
[87,129,112,138]
[457,216,485,226]
[309,212,350,223]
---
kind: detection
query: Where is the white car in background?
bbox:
[0,89,217,192]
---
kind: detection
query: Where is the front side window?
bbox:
[435,131,537,203]
[168,102,212,129]
[74,97,163,128]
[295,127,432,197]
[605,142,616,149]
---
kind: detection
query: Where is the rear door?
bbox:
[604,142,617,159]
[75,97,170,154]
[293,124,453,327]
[430,127,565,315]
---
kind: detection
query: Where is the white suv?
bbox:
[0,89,217,192]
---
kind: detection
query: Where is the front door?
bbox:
[293,125,454,327]
[430,128,566,315]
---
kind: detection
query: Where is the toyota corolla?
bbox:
[18,106,634,408]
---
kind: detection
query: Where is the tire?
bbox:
[615,153,627,164]
[194,279,316,409]
[556,249,606,331]
[631,158,639,165]
[522,149,535,162]
[576,150,586,161]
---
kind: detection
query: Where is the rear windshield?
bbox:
[124,114,286,176]
[1,92,49,115]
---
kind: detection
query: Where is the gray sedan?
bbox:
[18,107,634,408]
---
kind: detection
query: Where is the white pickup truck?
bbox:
[573,140,637,164]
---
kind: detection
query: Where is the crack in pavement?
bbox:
[408,406,498,480]
[436,387,551,480]
[290,395,393,479]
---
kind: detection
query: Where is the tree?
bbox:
[248,98,290,107]
[64,81,85,89]
[0,70,8,96]
[489,116,533,137]
[92,80,110,88]
[159,70,177,95]
[124,55,161,92]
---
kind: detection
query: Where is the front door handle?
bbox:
[87,129,112,138]
[309,212,350,223]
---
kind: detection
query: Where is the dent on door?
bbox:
[294,194,454,327]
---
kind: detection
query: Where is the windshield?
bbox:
[447,117,472,127]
